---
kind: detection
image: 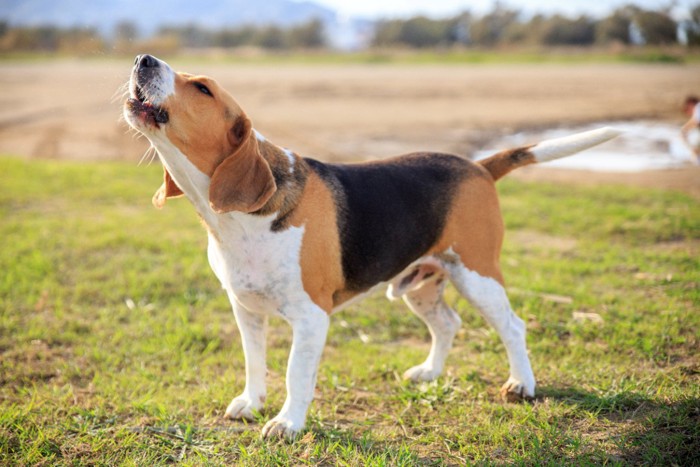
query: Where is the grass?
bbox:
[1,155,698,465]
[161,47,696,66]
[2,47,700,66]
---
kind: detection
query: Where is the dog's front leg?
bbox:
[262,303,329,440]
[225,304,268,421]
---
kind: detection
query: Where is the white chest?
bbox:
[146,137,311,315]
[207,214,307,315]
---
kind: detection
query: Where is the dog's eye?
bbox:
[194,82,212,97]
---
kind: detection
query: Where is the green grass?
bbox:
[3,47,700,66]
[164,48,695,66]
[1,155,698,465]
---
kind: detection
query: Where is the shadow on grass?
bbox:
[131,386,699,464]
[302,425,439,465]
[133,420,428,464]
[538,386,700,464]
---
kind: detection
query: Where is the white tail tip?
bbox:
[531,127,623,163]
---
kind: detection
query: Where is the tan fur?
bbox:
[152,73,278,213]
[254,139,306,220]
[125,55,593,434]
[148,67,510,308]
[287,171,344,313]
[478,147,536,182]
[163,74,247,177]
[431,168,506,284]
[209,120,277,214]
[148,70,344,310]
[152,168,184,208]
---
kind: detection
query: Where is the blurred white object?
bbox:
[476,121,696,172]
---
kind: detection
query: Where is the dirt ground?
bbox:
[0,59,698,196]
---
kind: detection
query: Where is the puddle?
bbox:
[475,121,698,172]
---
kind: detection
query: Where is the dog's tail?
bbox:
[479,127,622,181]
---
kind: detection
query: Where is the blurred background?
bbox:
[1,0,699,190]
[1,0,699,53]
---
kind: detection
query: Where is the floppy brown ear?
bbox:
[152,168,184,209]
[209,117,277,213]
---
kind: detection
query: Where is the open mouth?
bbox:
[126,82,169,127]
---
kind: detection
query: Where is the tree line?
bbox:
[373,5,700,48]
[0,19,325,54]
[1,4,699,54]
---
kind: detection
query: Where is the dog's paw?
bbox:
[261,415,304,440]
[499,377,535,402]
[403,364,441,382]
[224,394,264,421]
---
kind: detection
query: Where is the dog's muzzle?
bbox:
[125,54,169,127]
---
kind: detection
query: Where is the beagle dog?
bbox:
[123,54,619,439]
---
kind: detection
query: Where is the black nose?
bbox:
[135,54,158,69]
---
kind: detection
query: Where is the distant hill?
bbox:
[0,0,338,36]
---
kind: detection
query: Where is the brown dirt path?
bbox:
[0,59,698,196]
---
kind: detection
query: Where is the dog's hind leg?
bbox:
[400,271,462,382]
[442,255,535,401]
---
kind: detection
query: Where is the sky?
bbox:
[309,0,695,20]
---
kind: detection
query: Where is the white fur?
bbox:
[402,274,461,382]
[127,57,329,439]
[254,129,266,142]
[211,213,327,438]
[126,56,542,440]
[160,142,326,438]
[262,304,329,438]
[383,252,534,396]
[141,63,175,107]
[386,257,442,300]
[284,148,295,173]
[225,304,268,420]
[531,127,622,163]
[440,251,535,398]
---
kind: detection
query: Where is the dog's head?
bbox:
[124,54,276,213]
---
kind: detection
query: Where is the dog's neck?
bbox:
[251,134,309,231]
[152,130,309,234]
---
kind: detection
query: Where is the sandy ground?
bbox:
[0,59,698,196]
